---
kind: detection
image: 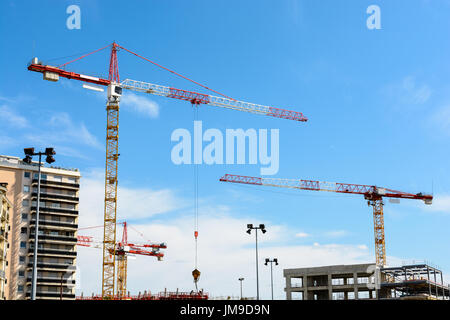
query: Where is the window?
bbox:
[54,176,62,182]
[22,199,29,207]
[18,270,25,278]
[358,291,370,299]
[51,202,61,208]
[68,177,78,183]
[17,285,24,293]
[24,172,30,178]
[358,277,369,284]
[19,256,26,264]
[23,185,30,193]
[33,173,47,180]
[20,227,27,234]
[20,241,26,249]
[21,213,28,221]
[332,292,345,300]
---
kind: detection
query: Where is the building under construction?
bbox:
[284,262,450,300]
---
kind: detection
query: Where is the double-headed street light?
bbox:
[238,277,244,300]
[246,223,266,300]
[265,258,279,300]
[23,147,56,300]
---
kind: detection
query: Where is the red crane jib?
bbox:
[219,174,433,201]
[28,64,110,86]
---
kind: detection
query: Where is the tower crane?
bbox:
[219,174,433,267]
[77,222,167,298]
[27,42,307,298]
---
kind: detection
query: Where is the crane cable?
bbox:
[192,105,200,292]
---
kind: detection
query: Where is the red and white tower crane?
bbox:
[219,174,433,267]
[28,42,307,297]
[77,221,167,298]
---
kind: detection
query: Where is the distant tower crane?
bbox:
[28,43,306,297]
[77,222,167,298]
[219,174,433,267]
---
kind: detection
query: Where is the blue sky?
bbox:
[1,0,450,299]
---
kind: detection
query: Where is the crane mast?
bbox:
[219,174,433,267]
[102,43,121,298]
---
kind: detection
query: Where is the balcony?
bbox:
[27,262,75,270]
[32,192,79,203]
[28,248,77,257]
[30,219,78,230]
[26,291,76,299]
[31,206,78,216]
[29,233,77,243]
[26,277,76,285]
[32,179,79,189]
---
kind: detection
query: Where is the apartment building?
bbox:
[0,155,80,300]
[0,182,12,300]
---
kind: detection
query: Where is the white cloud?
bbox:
[424,194,450,214]
[383,76,432,106]
[295,232,309,238]
[49,113,102,149]
[0,135,16,148]
[401,76,432,104]
[0,105,28,128]
[324,230,349,238]
[78,169,187,228]
[121,92,159,118]
[22,112,103,156]
[429,104,450,135]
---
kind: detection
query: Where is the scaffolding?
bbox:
[380,263,450,300]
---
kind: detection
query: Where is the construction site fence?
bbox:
[76,291,209,300]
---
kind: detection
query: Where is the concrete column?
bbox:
[285,276,291,300]
[328,274,332,300]
[353,272,358,299]
[304,276,309,300]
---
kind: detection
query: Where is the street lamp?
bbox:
[23,147,56,300]
[238,277,244,300]
[246,223,266,300]
[264,258,278,300]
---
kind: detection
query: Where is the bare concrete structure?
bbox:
[285,262,450,300]
[284,263,378,300]
[0,155,80,300]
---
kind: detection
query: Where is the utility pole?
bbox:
[23,147,55,300]
[246,224,266,300]
[265,258,279,300]
[238,278,244,300]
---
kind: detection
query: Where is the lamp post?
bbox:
[23,147,55,300]
[238,277,244,300]
[246,223,266,300]
[264,258,278,300]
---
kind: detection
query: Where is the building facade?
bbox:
[0,182,12,300]
[284,263,378,300]
[0,155,80,300]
